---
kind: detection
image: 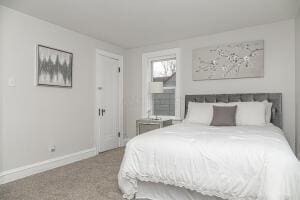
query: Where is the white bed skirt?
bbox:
[136,181,224,200]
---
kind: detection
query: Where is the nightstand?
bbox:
[136,118,172,135]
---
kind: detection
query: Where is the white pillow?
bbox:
[185,101,267,126]
[263,100,273,123]
[235,102,266,126]
[185,102,234,125]
[185,102,213,125]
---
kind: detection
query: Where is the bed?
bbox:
[118,93,300,200]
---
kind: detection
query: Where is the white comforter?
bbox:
[118,123,300,200]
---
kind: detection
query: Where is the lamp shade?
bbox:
[149,82,163,94]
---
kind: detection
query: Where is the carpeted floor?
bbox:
[0,148,126,200]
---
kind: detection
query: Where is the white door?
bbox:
[96,53,120,153]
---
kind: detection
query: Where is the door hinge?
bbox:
[118,132,121,137]
[118,67,121,73]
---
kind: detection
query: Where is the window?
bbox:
[142,49,181,119]
[151,58,176,116]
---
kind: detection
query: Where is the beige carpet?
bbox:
[0,148,126,200]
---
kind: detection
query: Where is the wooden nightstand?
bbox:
[136,118,172,135]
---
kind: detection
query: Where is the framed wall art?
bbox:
[36,45,73,87]
[192,40,264,80]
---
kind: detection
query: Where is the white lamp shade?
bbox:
[149,82,163,93]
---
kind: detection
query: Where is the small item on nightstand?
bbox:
[153,115,161,120]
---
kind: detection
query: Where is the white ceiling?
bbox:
[0,0,299,49]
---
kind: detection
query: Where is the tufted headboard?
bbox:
[185,93,282,128]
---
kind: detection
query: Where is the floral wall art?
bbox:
[192,40,264,80]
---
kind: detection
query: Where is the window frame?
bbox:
[142,48,181,120]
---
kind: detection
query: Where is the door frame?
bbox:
[95,49,124,153]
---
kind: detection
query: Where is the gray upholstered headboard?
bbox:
[185,93,282,128]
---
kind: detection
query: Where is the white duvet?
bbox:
[118,123,300,200]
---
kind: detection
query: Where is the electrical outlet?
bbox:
[8,77,16,87]
[49,145,56,153]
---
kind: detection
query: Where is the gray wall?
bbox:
[124,20,296,152]
[0,6,124,171]
[296,9,300,158]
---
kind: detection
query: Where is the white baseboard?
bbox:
[0,148,97,185]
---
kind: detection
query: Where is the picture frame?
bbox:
[36,45,73,87]
[192,40,264,81]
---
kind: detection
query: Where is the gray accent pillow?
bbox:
[210,105,237,126]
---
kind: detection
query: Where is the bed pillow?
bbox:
[185,102,234,124]
[263,100,273,123]
[210,105,237,126]
[185,102,213,125]
[235,102,266,126]
[185,101,267,126]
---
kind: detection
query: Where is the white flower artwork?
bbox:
[192,40,264,80]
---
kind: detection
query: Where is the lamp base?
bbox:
[154,115,161,120]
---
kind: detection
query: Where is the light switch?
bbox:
[8,77,16,87]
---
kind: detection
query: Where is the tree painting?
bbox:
[192,40,264,80]
[37,45,72,87]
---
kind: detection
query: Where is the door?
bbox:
[96,53,121,153]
